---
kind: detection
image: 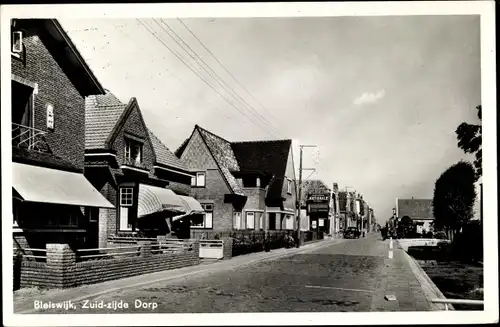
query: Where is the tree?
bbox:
[456,105,482,180]
[432,161,477,240]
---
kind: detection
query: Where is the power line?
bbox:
[156,19,281,137]
[137,19,276,137]
[177,18,282,128]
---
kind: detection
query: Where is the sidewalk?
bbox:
[370,239,449,311]
[14,238,340,313]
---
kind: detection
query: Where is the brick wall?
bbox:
[12,34,86,171]
[18,242,200,289]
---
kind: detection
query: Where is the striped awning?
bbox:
[179,195,205,215]
[137,184,185,218]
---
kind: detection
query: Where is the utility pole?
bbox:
[296,145,316,248]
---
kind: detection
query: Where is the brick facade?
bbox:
[12,34,86,171]
[180,130,235,232]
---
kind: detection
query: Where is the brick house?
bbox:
[11,19,114,250]
[396,198,434,234]
[175,125,298,235]
[84,92,203,247]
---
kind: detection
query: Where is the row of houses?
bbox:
[10,19,303,252]
[298,180,377,235]
[10,19,379,255]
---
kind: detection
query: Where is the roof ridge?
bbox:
[233,139,292,144]
[195,124,232,144]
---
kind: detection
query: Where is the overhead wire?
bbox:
[177,18,282,128]
[158,19,282,137]
[137,18,276,137]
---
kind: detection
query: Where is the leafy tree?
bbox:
[456,105,482,180]
[432,161,477,240]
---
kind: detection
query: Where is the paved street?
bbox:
[19,233,435,314]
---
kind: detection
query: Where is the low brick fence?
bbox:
[16,241,200,289]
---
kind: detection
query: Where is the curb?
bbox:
[403,250,454,311]
[15,238,341,314]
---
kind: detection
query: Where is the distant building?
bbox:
[300,180,331,234]
[396,198,434,234]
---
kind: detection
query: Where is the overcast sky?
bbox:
[60,15,481,224]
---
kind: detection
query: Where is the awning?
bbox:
[137,184,185,218]
[179,196,204,215]
[12,162,114,208]
[171,196,205,222]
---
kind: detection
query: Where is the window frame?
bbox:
[119,187,134,207]
[194,172,206,187]
[245,211,255,230]
[124,138,143,164]
[233,211,242,230]
[190,203,213,229]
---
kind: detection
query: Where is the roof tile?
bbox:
[85,92,126,149]
[148,129,188,172]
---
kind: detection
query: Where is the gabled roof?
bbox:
[13,19,105,97]
[195,125,243,195]
[148,129,189,172]
[397,199,434,220]
[231,139,293,200]
[85,91,186,172]
[85,92,127,150]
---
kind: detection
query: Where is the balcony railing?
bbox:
[122,157,148,171]
[12,123,51,153]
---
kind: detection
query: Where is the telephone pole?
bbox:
[296,145,316,248]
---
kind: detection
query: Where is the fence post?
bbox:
[138,241,152,257]
[46,244,76,288]
[223,238,233,260]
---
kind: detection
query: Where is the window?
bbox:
[233,211,242,230]
[194,172,206,187]
[287,179,292,194]
[12,31,23,54]
[191,176,196,186]
[124,139,142,164]
[120,188,134,206]
[190,204,213,229]
[246,212,255,230]
[285,214,294,230]
[259,213,263,230]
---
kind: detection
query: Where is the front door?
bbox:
[86,208,99,248]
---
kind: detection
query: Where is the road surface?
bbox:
[24,233,432,313]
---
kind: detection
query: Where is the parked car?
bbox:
[344,227,361,239]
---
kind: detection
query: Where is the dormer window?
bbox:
[125,138,142,165]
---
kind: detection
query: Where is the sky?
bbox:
[59,15,481,224]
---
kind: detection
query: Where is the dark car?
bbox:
[343,227,361,239]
